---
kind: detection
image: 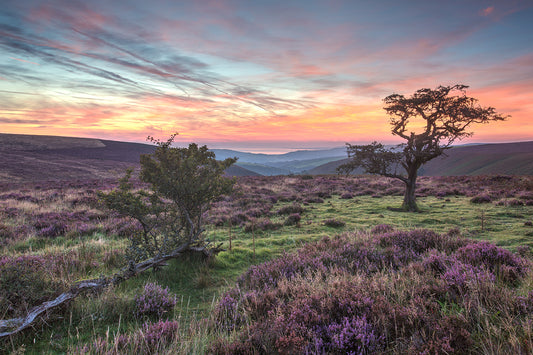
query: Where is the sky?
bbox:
[1,0,532,152]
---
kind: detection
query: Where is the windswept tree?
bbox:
[338,84,508,211]
[100,134,236,261]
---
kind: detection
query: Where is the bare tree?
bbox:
[338,84,508,211]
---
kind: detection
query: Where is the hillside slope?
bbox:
[309,141,533,176]
[0,134,259,183]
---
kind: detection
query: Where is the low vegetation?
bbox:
[0,174,532,353]
[211,230,531,353]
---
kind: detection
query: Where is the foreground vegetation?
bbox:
[1,175,532,353]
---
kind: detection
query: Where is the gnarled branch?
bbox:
[0,242,223,338]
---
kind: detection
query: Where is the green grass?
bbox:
[3,193,533,354]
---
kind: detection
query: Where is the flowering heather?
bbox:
[454,241,526,284]
[31,211,104,238]
[508,199,525,206]
[0,254,65,317]
[376,229,467,255]
[318,315,384,354]
[0,192,39,203]
[141,319,180,346]
[370,224,395,234]
[211,230,532,354]
[109,217,144,237]
[134,282,177,319]
[212,290,245,332]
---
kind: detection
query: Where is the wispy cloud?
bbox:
[1,0,532,146]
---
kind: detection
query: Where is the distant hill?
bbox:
[211,147,347,175]
[2,134,530,184]
[309,141,533,176]
[225,165,261,177]
[212,147,346,164]
[0,133,259,183]
[234,162,292,176]
[419,141,533,176]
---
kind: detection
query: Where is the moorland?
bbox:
[2,133,533,182]
[1,134,533,354]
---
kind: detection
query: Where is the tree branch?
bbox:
[0,242,222,338]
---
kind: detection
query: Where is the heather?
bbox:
[0,175,532,353]
[211,230,532,354]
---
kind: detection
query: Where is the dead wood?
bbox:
[0,242,223,338]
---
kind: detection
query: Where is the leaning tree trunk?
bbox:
[402,164,419,212]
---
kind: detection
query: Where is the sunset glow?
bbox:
[1,0,532,151]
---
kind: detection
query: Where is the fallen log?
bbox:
[0,242,223,338]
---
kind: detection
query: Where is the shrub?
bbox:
[284,213,301,226]
[508,199,525,206]
[100,135,236,261]
[470,194,492,203]
[277,203,304,215]
[340,192,354,199]
[323,219,345,228]
[304,197,325,204]
[75,320,180,353]
[134,282,177,319]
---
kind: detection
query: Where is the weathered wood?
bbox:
[0,243,223,338]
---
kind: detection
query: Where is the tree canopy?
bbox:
[100,134,236,260]
[339,84,508,211]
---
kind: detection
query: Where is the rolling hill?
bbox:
[309,141,533,176]
[0,134,259,185]
[1,134,531,186]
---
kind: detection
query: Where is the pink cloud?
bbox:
[480,6,495,16]
[28,2,111,32]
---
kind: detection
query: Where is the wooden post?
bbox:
[252,221,256,262]
[228,219,232,251]
[481,210,485,232]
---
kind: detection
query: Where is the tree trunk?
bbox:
[402,165,419,212]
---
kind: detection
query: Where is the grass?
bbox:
[0,175,532,353]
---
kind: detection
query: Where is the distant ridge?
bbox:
[309,141,533,176]
[0,133,259,183]
[1,134,531,183]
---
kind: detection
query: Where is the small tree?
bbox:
[100,134,236,261]
[338,84,508,211]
